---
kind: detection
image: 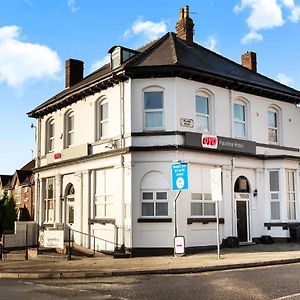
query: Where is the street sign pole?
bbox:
[216,200,220,259]
[174,190,182,238]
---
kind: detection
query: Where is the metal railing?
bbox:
[67,227,125,260]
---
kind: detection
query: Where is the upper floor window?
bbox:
[46,118,55,153]
[144,91,164,130]
[268,109,279,143]
[234,102,247,138]
[97,99,109,139]
[195,95,210,132]
[65,111,74,148]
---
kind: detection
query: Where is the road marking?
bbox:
[273,292,300,300]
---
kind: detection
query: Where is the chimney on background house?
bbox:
[241,51,257,72]
[65,59,84,88]
[176,5,194,45]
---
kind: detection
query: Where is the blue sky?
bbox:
[1,0,300,174]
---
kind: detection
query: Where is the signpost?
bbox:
[172,161,188,255]
[210,168,222,259]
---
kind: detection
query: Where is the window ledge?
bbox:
[89,218,115,225]
[138,218,172,223]
[187,217,224,225]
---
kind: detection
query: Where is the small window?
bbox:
[268,110,278,143]
[191,192,215,217]
[141,190,168,217]
[144,91,164,130]
[234,103,246,138]
[196,95,209,132]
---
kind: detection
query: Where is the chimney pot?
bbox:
[65,59,84,88]
[241,51,257,72]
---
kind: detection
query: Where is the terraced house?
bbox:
[28,6,300,255]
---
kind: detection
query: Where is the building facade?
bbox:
[28,6,300,255]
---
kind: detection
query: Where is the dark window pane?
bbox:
[156,203,168,216]
[144,92,163,109]
[142,203,154,216]
[142,192,153,200]
[156,192,167,200]
[196,96,209,114]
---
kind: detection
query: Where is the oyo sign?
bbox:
[201,134,218,149]
[54,153,62,159]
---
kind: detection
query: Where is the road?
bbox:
[1,263,300,299]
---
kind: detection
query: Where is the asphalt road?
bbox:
[2,263,300,299]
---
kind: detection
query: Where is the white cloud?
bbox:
[276,73,295,86]
[124,18,167,42]
[234,0,300,44]
[241,30,263,44]
[0,25,61,89]
[90,55,110,73]
[205,35,218,52]
[67,0,79,13]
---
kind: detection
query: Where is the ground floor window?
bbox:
[94,169,114,218]
[44,177,55,223]
[269,170,280,220]
[190,192,215,217]
[141,190,168,217]
[286,170,296,220]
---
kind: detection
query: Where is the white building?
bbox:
[28,6,300,256]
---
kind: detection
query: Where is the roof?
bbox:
[0,175,13,189]
[20,159,35,171]
[28,32,300,118]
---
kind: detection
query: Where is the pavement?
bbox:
[1,243,300,279]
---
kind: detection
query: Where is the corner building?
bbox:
[28,6,300,256]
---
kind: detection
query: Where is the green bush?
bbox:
[0,195,17,232]
[19,207,32,221]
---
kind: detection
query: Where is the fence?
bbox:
[2,221,38,249]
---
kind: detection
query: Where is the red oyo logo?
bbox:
[54,153,62,159]
[201,134,218,149]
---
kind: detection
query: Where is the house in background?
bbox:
[0,160,35,220]
[28,6,300,256]
[0,175,13,198]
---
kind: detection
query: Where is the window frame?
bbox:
[141,190,168,218]
[65,111,74,148]
[195,95,210,133]
[143,89,164,131]
[268,107,280,144]
[46,118,55,153]
[269,170,280,221]
[190,192,216,217]
[96,99,109,140]
[44,177,55,223]
[233,101,247,139]
[286,170,296,221]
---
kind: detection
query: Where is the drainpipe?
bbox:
[229,89,233,138]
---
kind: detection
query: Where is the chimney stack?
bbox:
[65,59,84,88]
[176,5,194,45]
[241,51,257,72]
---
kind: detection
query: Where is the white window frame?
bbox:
[94,170,114,219]
[233,101,248,139]
[141,190,168,218]
[97,99,109,139]
[269,170,280,221]
[195,95,210,133]
[190,192,216,217]
[44,177,55,223]
[268,108,279,144]
[65,111,74,148]
[143,89,164,131]
[46,118,55,153]
[286,170,296,220]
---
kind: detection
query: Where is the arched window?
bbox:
[195,89,214,133]
[65,183,75,225]
[96,98,109,139]
[140,171,169,217]
[46,118,55,153]
[65,111,74,148]
[143,87,164,131]
[233,99,249,139]
[268,106,280,144]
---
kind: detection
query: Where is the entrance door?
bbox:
[234,176,250,242]
[236,193,249,242]
[65,184,75,226]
